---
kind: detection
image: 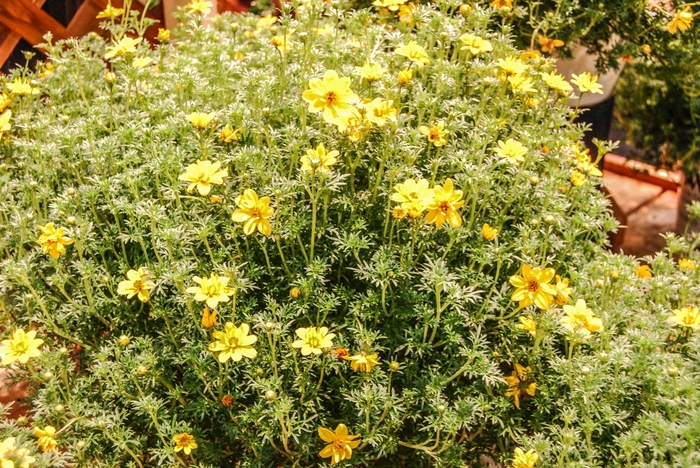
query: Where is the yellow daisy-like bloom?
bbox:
[520,49,541,61]
[393,206,408,219]
[419,121,448,147]
[231,189,275,236]
[425,178,465,229]
[96,5,124,19]
[37,223,73,259]
[459,33,493,55]
[561,299,604,337]
[33,426,56,453]
[104,36,143,60]
[302,70,360,125]
[6,78,39,96]
[300,143,339,173]
[481,223,498,241]
[201,308,217,329]
[187,112,216,129]
[573,147,603,177]
[395,41,431,69]
[292,327,335,356]
[495,138,527,165]
[357,63,387,82]
[185,0,212,14]
[0,109,11,137]
[504,364,536,409]
[570,170,586,186]
[208,322,258,362]
[667,305,700,330]
[636,264,652,279]
[537,35,564,53]
[219,124,241,143]
[391,178,434,218]
[509,264,557,310]
[571,72,604,95]
[117,268,154,302]
[178,160,228,196]
[173,432,198,455]
[541,71,573,95]
[495,57,528,79]
[490,0,513,9]
[271,30,294,54]
[372,0,407,11]
[132,57,152,69]
[399,3,417,24]
[346,352,381,372]
[256,14,277,29]
[397,69,413,85]
[186,273,233,309]
[318,424,361,465]
[508,74,536,94]
[512,447,539,468]
[157,28,171,42]
[0,93,10,112]
[554,275,572,305]
[0,437,36,468]
[0,329,44,366]
[363,98,398,127]
[667,6,694,34]
[679,258,696,270]
[518,316,537,337]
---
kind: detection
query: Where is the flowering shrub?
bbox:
[0,1,698,467]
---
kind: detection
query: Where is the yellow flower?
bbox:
[372,0,407,11]
[0,329,43,366]
[132,57,152,69]
[495,57,528,79]
[425,178,465,228]
[561,299,604,337]
[507,74,536,94]
[219,124,241,143]
[346,352,381,372]
[571,72,604,95]
[187,111,216,129]
[509,264,557,310]
[271,30,294,53]
[490,0,513,9]
[6,78,39,96]
[636,264,652,279]
[208,322,258,362]
[178,160,228,196]
[512,447,539,468]
[186,273,233,309]
[173,432,197,455]
[104,36,143,59]
[459,34,493,55]
[231,189,275,236]
[504,364,536,409]
[0,437,36,468]
[397,68,413,85]
[313,24,335,37]
[33,426,56,452]
[0,109,11,137]
[0,93,10,112]
[642,44,652,55]
[520,49,541,61]
[201,308,217,329]
[537,34,564,53]
[37,223,73,259]
[300,143,339,173]
[398,3,417,23]
[185,0,212,14]
[495,138,527,165]
[96,5,124,19]
[157,28,171,41]
[570,170,586,186]
[363,98,398,127]
[419,121,448,147]
[393,206,408,219]
[302,70,360,125]
[118,335,131,346]
[395,41,431,69]
[256,14,277,29]
[667,305,700,330]
[481,223,498,240]
[292,327,335,356]
[318,424,361,465]
[518,316,537,337]
[541,71,573,95]
[117,268,154,302]
[667,6,693,34]
[357,63,386,82]
[554,275,572,305]
[678,258,696,270]
[391,178,434,218]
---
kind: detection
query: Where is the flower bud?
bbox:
[290,287,301,299]
[529,176,540,185]
[642,44,651,55]
[530,219,539,227]
[29,181,38,188]
[594,279,605,288]
[222,394,233,406]
[26,213,33,220]
[437,404,446,414]
[459,4,472,16]
[66,187,76,196]
[104,72,116,84]
[389,361,400,372]
[55,404,65,413]
[598,352,608,362]
[59,347,68,354]
[43,371,53,379]
[581,365,591,375]
[265,390,276,401]
[264,321,275,331]
[543,215,556,225]
[157,28,171,42]
[136,365,148,375]
[118,335,130,347]
[397,69,413,86]
[668,365,679,376]
[609,270,620,279]
[76,441,86,449]
[262,107,271,118]
[66,216,76,225]
[17,416,28,426]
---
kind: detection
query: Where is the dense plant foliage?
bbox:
[0,1,698,467]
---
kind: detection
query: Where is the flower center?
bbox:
[439,201,450,213]
[306,333,322,348]
[526,279,539,292]
[332,439,346,451]
[12,341,28,354]
[324,91,337,105]
[133,280,143,291]
[250,207,263,218]
[429,129,440,140]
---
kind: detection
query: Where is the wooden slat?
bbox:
[0,0,71,46]
[0,0,47,66]
[603,153,682,192]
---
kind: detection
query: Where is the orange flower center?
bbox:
[324,91,337,105]
[250,207,263,219]
[429,129,440,140]
[332,439,346,450]
[439,201,450,213]
[527,279,539,292]
[133,280,144,291]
